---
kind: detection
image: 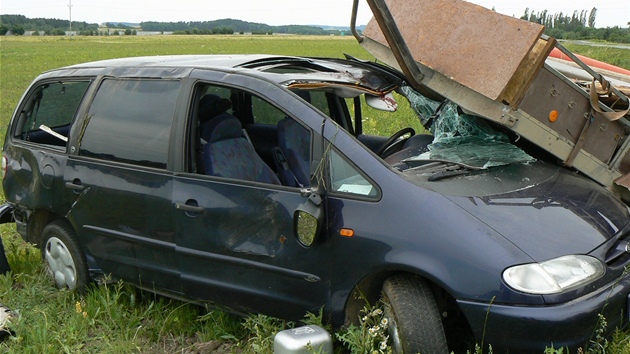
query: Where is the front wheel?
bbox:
[382,274,448,354]
[41,220,90,291]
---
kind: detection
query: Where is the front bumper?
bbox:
[457,274,630,353]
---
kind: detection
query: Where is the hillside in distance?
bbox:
[139,18,365,35]
[0,14,365,35]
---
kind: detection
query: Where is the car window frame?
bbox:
[182,72,327,189]
[76,77,183,170]
[186,68,330,185]
[10,78,94,152]
[324,143,382,201]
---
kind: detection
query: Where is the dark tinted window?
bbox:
[79,79,180,169]
[17,81,90,146]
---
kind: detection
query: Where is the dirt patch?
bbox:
[139,335,242,354]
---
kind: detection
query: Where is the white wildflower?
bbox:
[380,340,388,350]
[380,318,388,328]
[369,326,379,337]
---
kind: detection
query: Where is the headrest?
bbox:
[204,115,242,143]
[199,94,232,124]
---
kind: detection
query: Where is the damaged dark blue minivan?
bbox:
[2,54,630,353]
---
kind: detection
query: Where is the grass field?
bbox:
[0,35,374,135]
[563,42,630,71]
[1,35,630,353]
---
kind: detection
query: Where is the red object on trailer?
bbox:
[549,47,630,77]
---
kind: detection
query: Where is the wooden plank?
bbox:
[499,37,556,106]
[363,0,546,100]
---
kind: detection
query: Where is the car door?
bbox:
[173,76,330,320]
[64,77,182,294]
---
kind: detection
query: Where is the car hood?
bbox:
[404,161,630,261]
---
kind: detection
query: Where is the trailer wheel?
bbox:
[41,221,89,291]
[382,274,448,354]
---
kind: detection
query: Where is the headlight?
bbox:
[503,255,604,295]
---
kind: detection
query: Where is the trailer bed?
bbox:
[353,0,630,197]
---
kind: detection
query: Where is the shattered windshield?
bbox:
[401,86,535,169]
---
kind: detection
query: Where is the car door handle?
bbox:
[65,181,85,192]
[175,203,204,213]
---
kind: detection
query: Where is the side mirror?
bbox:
[294,190,324,247]
[365,92,398,112]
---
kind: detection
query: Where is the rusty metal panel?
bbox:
[363,0,547,101]
[520,68,624,164]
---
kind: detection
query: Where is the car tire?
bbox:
[41,220,89,291]
[382,274,448,354]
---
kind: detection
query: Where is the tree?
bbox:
[521,8,530,21]
[588,7,597,28]
[11,24,25,35]
[0,23,8,35]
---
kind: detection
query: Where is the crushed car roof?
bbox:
[52,54,403,95]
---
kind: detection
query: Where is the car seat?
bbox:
[199,94,234,142]
[204,115,280,184]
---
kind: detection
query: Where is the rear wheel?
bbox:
[382,274,448,354]
[41,220,89,291]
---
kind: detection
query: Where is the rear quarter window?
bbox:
[79,79,181,169]
[15,81,91,147]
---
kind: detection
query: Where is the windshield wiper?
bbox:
[403,158,484,170]
[428,167,478,181]
[402,159,486,181]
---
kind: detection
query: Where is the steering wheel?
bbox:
[375,127,416,157]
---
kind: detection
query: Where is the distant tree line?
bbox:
[174,27,235,35]
[1,15,343,37]
[0,15,139,36]
[0,14,98,35]
[103,22,134,30]
[142,18,341,35]
[521,8,630,43]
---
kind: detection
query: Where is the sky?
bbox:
[0,0,628,28]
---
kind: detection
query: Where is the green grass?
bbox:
[562,42,630,70]
[0,35,375,137]
[1,35,630,353]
